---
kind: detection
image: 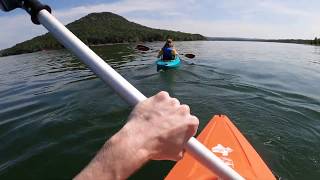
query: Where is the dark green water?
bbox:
[0,41,319,179]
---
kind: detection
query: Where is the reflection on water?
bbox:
[0,41,320,179]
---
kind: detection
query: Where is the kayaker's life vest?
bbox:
[162,47,175,60]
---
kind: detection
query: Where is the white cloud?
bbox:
[1,0,320,49]
[0,14,48,49]
[132,16,320,40]
[53,0,180,24]
[0,0,181,49]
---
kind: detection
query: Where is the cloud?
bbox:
[53,0,181,24]
[1,0,320,49]
[0,14,47,49]
[130,18,284,39]
[0,0,181,49]
[257,1,315,18]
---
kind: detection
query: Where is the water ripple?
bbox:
[0,42,319,179]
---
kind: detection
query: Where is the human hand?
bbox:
[124,91,199,161]
[74,91,199,180]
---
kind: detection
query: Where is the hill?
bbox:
[0,12,206,57]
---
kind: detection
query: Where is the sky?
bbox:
[0,0,320,49]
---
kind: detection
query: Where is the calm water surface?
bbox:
[0,41,319,179]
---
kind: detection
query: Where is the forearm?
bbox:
[74,124,150,180]
[74,91,199,180]
[173,49,178,55]
[157,50,163,58]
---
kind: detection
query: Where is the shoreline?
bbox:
[2,39,319,58]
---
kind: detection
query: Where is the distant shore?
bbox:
[207,37,320,46]
[0,12,205,57]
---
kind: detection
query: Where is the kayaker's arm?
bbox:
[173,49,179,59]
[173,49,178,55]
[74,91,199,180]
[73,126,149,180]
[157,49,163,58]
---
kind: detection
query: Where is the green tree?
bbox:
[1,12,206,57]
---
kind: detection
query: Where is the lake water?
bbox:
[0,41,319,179]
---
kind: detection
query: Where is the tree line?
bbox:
[0,12,206,57]
[311,37,320,45]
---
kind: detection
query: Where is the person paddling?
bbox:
[74,91,199,180]
[157,39,179,61]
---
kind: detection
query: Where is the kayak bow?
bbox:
[166,115,276,180]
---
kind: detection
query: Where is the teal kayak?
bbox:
[156,56,181,71]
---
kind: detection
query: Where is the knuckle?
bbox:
[179,104,190,114]
[171,98,180,106]
[192,116,200,126]
[189,115,199,127]
[156,91,169,100]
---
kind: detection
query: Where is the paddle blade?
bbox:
[136,44,150,51]
[185,53,195,59]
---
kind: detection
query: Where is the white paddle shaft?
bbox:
[37,10,244,180]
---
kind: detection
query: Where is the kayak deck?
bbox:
[165,115,275,180]
[156,56,181,71]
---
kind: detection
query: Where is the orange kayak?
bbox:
[166,115,276,180]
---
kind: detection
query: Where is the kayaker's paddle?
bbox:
[2,1,244,179]
[136,44,196,59]
[183,53,195,59]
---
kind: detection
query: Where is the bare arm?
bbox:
[74,91,199,180]
[173,49,178,55]
[73,124,149,180]
[157,49,163,58]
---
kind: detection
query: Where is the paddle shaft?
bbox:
[136,45,196,59]
[37,10,244,180]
